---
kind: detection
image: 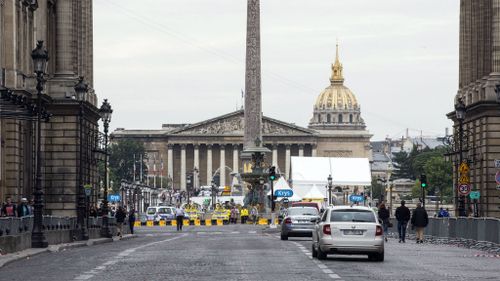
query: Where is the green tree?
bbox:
[423,155,453,200]
[370,178,385,202]
[392,150,413,179]
[109,140,148,186]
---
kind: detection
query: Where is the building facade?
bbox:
[0,0,101,216]
[112,47,372,191]
[448,0,500,217]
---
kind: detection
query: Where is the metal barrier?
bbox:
[389,217,500,244]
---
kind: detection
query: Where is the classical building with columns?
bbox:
[1,0,102,217]
[112,47,372,191]
[447,0,500,217]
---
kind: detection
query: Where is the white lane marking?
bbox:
[231,231,240,234]
[318,264,327,269]
[249,231,257,234]
[293,242,344,280]
[323,269,333,274]
[73,234,187,280]
[329,274,341,279]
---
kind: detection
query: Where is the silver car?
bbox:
[281,207,319,240]
[312,206,384,261]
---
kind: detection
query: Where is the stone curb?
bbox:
[0,234,137,268]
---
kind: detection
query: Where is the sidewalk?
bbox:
[0,234,137,268]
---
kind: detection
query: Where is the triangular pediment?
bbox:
[170,110,315,136]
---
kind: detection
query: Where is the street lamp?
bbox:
[455,98,466,217]
[74,76,89,240]
[99,99,113,238]
[327,174,333,205]
[211,180,217,210]
[31,40,49,248]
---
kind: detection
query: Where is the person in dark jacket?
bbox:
[378,203,390,242]
[411,203,429,243]
[115,206,127,238]
[128,208,136,235]
[17,198,31,217]
[395,200,411,243]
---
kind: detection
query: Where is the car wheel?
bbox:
[280,234,288,240]
[317,246,327,260]
[311,243,318,258]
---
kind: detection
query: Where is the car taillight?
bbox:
[284,218,292,224]
[323,224,331,235]
[376,225,383,236]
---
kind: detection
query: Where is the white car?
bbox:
[312,206,384,261]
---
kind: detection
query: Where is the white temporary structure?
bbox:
[291,156,372,199]
[302,184,325,200]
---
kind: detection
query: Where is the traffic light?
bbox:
[213,174,220,187]
[269,166,276,181]
[186,173,193,190]
[420,174,428,188]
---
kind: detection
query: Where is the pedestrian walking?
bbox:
[128,208,136,235]
[1,197,17,217]
[411,203,429,244]
[377,203,390,242]
[115,206,126,238]
[250,205,259,225]
[395,200,410,243]
[17,198,31,217]
[175,204,185,231]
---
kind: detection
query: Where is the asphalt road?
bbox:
[2,225,499,281]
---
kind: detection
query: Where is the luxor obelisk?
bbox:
[241,0,270,207]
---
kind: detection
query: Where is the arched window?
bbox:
[327,114,331,123]
[338,114,343,123]
[349,114,353,123]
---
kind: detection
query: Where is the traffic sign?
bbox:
[495,171,500,185]
[469,191,480,200]
[459,162,470,174]
[349,194,364,203]
[274,189,293,197]
[282,198,289,204]
[495,159,500,168]
[459,174,470,184]
[457,184,471,196]
[84,188,91,197]
[108,194,121,202]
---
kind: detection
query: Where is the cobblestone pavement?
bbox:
[2,226,500,281]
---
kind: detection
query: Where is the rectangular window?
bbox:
[330,209,376,223]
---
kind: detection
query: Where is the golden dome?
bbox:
[314,44,359,110]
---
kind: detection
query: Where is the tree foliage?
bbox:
[109,140,148,187]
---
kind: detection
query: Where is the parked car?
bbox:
[311,206,384,261]
[145,206,175,222]
[281,206,320,240]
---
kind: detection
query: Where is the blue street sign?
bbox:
[108,194,121,202]
[274,189,294,198]
[349,194,364,203]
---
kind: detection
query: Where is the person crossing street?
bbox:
[411,202,429,244]
[175,204,185,231]
[395,200,411,243]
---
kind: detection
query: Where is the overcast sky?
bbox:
[94,0,459,141]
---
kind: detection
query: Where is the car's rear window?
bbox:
[330,209,376,223]
[158,208,172,214]
[146,208,157,215]
[288,207,318,216]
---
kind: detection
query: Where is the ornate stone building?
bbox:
[447,0,500,217]
[0,0,101,216]
[112,46,372,191]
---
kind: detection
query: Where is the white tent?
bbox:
[302,184,326,200]
[291,156,372,199]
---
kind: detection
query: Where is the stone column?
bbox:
[194,144,200,170]
[272,144,278,167]
[285,144,291,180]
[206,144,213,185]
[167,144,174,185]
[55,0,75,76]
[298,144,304,157]
[220,144,226,188]
[180,144,186,191]
[243,0,262,149]
[233,144,239,173]
[312,144,317,157]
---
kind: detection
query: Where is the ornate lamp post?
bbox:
[455,98,466,217]
[31,40,49,248]
[327,174,333,205]
[74,76,89,240]
[99,99,113,238]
